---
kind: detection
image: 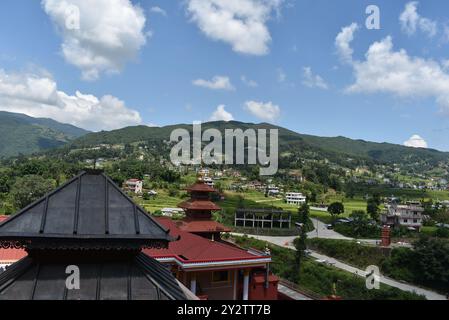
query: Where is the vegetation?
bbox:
[328,202,345,221]
[0,111,88,157]
[232,235,424,300]
[307,237,449,293]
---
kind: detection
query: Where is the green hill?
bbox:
[0,111,89,157]
[69,120,449,165]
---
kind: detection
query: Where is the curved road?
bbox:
[231,221,446,300]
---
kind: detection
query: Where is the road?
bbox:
[231,230,447,300]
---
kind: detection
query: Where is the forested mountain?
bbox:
[69,121,449,166]
[0,111,89,157]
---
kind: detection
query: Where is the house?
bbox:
[285,192,307,206]
[267,185,280,196]
[203,176,214,187]
[161,208,185,217]
[124,178,143,194]
[381,202,424,231]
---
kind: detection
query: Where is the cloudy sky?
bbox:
[0,0,449,151]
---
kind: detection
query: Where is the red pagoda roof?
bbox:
[144,218,270,267]
[0,216,27,263]
[178,199,221,211]
[177,220,232,233]
[186,182,216,193]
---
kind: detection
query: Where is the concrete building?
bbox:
[124,178,143,194]
[382,202,424,231]
[285,192,306,206]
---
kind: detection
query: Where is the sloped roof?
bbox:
[0,253,186,300]
[178,220,231,233]
[0,171,172,246]
[178,200,221,211]
[186,182,216,193]
[145,218,268,264]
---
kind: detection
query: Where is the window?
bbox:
[413,219,418,223]
[212,271,229,283]
[403,219,408,223]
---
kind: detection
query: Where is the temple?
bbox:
[146,178,279,300]
[0,170,188,300]
[177,180,231,240]
[0,174,279,300]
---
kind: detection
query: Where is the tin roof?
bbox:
[0,253,186,300]
[0,171,172,248]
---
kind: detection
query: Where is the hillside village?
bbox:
[1,122,449,300]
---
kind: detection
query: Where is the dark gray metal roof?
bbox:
[0,171,172,245]
[0,253,186,300]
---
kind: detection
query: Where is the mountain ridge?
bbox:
[68,120,449,165]
[0,111,89,157]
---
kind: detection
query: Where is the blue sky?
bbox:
[1,0,449,151]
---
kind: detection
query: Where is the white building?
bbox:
[285,192,307,206]
[124,179,143,194]
[203,177,214,187]
[161,208,185,217]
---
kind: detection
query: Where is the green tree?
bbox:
[328,202,345,221]
[367,194,382,221]
[298,203,309,224]
[10,175,54,210]
[293,225,308,281]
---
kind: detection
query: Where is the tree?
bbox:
[293,225,308,281]
[328,202,345,221]
[367,194,382,221]
[10,175,54,210]
[298,203,309,225]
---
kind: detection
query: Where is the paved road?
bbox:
[232,232,447,300]
[308,218,380,245]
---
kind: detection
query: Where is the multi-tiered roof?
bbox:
[177,179,231,238]
[0,170,186,300]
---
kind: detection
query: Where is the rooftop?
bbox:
[0,171,173,249]
[145,218,270,266]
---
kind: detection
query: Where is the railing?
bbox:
[279,279,323,300]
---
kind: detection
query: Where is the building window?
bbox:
[403,219,408,223]
[212,271,230,283]
[413,219,418,223]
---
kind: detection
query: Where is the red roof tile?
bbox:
[187,182,216,193]
[178,220,231,233]
[144,218,267,264]
[178,200,221,211]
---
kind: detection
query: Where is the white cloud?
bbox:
[241,75,258,87]
[400,2,437,37]
[193,76,235,90]
[302,67,328,90]
[336,23,449,114]
[277,68,286,83]
[209,105,234,121]
[42,0,147,81]
[335,23,359,63]
[244,100,280,121]
[0,69,142,131]
[404,134,428,148]
[150,6,167,16]
[186,0,283,55]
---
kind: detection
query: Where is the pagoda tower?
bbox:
[0,170,187,300]
[177,179,231,240]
